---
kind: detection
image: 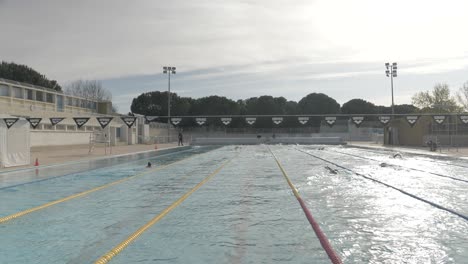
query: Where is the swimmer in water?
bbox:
[147,162,152,168]
[325,166,338,174]
[392,153,402,159]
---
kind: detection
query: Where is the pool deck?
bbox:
[348,141,468,158]
[1,143,180,171]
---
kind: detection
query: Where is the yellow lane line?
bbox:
[0,150,210,224]
[267,147,300,198]
[94,154,237,264]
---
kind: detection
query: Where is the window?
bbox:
[36,91,44,101]
[27,89,34,100]
[46,93,54,103]
[0,84,9,96]
[13,87,23,98]
[66,97,73,106]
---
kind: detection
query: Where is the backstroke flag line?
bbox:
[26,118,42,129]
[96,117,113,129]
[50,118,65,126]
[73,117,90,129]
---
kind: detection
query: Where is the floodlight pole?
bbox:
[391,72,394,115]
[163,66,176,142]
[385,62,397,116]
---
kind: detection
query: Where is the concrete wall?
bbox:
[31,130,91,147]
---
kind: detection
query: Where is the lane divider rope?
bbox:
[268,147,343,264]
[94,153,238,264]
[0,148,196,191]
[328,149,468,184]
[295,148,468,222]
[0,150,213,224]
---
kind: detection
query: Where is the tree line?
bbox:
[0,61,62,91]
[130,91,419,127]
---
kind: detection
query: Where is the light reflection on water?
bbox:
[1,145,467,263]
[284,145,468,263]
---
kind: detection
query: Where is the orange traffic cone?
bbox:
[34,158,39,166]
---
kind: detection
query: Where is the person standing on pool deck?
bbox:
[178,132,183,146]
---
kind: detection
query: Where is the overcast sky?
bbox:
[1,0,468,112]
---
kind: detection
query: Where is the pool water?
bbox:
[1,145,467,263]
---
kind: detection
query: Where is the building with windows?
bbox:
[0,78,142,147]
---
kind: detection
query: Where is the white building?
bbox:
[0,78,142,147]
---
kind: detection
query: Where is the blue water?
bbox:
[1,145,467,263]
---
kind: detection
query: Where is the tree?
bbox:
[341,99,377,114]
[411,83,462,112]
[0,61,62,91]
[298,93,340,114]
[456,81,468,111]
[65,80,111,101]
[190,96,240,115]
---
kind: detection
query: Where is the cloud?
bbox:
[2,0,468,112]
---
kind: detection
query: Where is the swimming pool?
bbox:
[1,145,467,263]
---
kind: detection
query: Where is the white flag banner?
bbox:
[96,117,113,129]
[351,116,365,127]
[26,118,42,129]
[459,115,468,124]
[50,117,65,126]
[433,115,446,125]
[171,118,182,125]
[245,117,256,125]
[196,117,206,125]
[120,116,137,128]
[221,117,232,125]
[378,116,391,126]
[325,116,336,127]
[3,118,19,129]
[405,115,420,127]
[298,117,309,125]
[145,116,158,123]
[73,117,90,128]
[272,117,283,125]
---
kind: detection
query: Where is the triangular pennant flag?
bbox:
[298,117,309,125]
[196,117,206,126]
[121,116,137,128]
[221,117,232,125]
[433,115,446,125]
[73,117,90,128]
[26,118,42,129]
[145,116,158,123]
[351,116,365,127]
[96,117,113,129]
[245,117,256,125]
[171,118,182,126]
[405,115,420,127]
[272,117,283,125]
[50,117,65,126]
[378,116,391,126]
[325,116,336,127]
[3,118,19,129]
[459,115,468,124]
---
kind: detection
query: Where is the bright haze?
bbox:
[1,0,468,112]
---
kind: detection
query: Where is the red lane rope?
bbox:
[268,147,343,264]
